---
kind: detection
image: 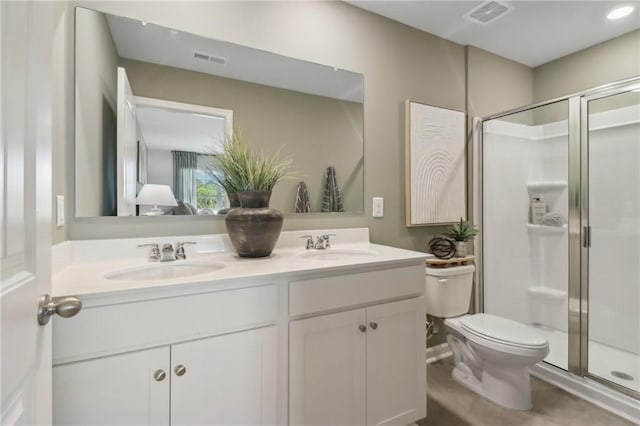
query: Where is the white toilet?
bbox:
[425,264,549,410]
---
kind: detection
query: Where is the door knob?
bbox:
[370,322,378,330]
[37,294,82,325]
[153,370,166,382]
[358,324,367,333]
[174,365,187,376]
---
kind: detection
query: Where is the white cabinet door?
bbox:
[53,347,170,425]
[170,326,277,426]
[366,298,426,426]
[289,309,367,426]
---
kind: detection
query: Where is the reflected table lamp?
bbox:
[136,184,178,216]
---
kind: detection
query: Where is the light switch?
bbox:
[372,197,384,218]
[56,195,65,227]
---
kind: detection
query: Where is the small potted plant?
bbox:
[209,131,293,257]
[443,218,479,258]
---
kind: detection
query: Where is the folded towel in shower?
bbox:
[541,212,564,226]
[321,166,344,213]
[295,181,311,213]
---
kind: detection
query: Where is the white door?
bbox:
[170,327,277,426]
[289,309,367,426]
[366,298,426,426]
[116,67,137,216]
[52,347,170,425]
[1,2,54,425]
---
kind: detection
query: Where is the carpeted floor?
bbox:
[418,357,637,426]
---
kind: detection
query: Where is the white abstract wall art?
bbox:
[405,101,466,226]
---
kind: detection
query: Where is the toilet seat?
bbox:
[460,314,548,350]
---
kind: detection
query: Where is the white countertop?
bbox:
[52,228,428,302]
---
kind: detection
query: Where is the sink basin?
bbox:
[105,262,225,281]
[299,248,377,260]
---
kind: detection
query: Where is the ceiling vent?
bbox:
[463,1,512,25]
[192,50,227,65]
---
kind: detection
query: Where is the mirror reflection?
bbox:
[74,7,364,217]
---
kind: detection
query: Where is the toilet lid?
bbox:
[461,314,548,348]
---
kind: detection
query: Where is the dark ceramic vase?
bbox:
[217,192,240,215]
[225,191,283,258]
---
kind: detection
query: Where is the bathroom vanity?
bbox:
[51,228,427,425]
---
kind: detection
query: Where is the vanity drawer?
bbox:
[53,284,278,364]
[289,265,424,316]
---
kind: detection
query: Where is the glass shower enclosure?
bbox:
[475,77,640,407]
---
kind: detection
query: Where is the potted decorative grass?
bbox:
[443,218,479,257]
[210,131,292,258]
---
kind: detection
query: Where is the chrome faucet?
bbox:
[301,234,336,250]
[160,243,176,262]
[138,243,161,261]
[300,235,315,250]
[175,241,196,260]
[314,234,335,250]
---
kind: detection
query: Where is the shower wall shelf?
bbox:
[527,224,567,234]
[526,181,568,192]
[527,286,567,301]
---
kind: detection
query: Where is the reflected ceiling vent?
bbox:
[192,50,227,65]
[463,1,512,25]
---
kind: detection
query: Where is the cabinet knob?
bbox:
[370,322,378,330]
[358,324,367,333]
[174,365,187,376]
[153,370,166,382]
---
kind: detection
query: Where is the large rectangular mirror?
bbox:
[74,7,364,217]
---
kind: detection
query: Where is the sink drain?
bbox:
[610,371,634,381]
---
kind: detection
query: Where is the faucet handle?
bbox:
[175,241,196,260]
[315,234,336,249]
[138,243,160,261]
[300,235,314,249]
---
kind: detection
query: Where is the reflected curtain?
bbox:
[173,150,197,206]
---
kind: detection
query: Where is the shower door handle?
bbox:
[583,226,591,248]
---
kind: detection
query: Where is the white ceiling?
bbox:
[345,1,640,67]
[136,105,225,153]
[106,13,364,103]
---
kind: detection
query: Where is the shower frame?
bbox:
[472,75,640,404]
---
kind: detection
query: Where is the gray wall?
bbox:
[74,7,119,217]
[532,29,640,124]
[467,46,534,119]
[53,2,640,253]
[534,29,640,101]
[56,1,467,247]
[121,58,364,214]
[52,3,73,243]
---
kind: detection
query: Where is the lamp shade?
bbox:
[135,184,178,207]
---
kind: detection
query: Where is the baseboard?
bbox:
[426,342,451,364]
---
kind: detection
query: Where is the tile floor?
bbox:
[419,357,637,426]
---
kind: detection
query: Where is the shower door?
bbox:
[583,85,640,397]
[478,76,640,406]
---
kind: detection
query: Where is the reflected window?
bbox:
[195,161,225,213]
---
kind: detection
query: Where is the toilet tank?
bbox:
[425,264,475,318]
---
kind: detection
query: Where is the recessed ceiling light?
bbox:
[141,21,148,26]
[607,6,634,20]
